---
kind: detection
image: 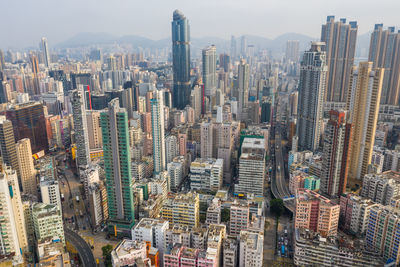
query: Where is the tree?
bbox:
[102,244,113,267]
[270,198,284,217]
[221,208,230,222]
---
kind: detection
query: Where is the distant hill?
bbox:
[55,32,316,52]
[56,32,117,47]
[56,31,372,58]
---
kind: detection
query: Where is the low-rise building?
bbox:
[295,188,339,237]
[294,228,382,267]
[190,158,223,192]
[239,230,264,267]
[229,200,249,236]
[161,192,200,229]
[32,202,65,245]
[111,239,150,267]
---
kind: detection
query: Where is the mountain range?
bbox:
[56,31,371,57]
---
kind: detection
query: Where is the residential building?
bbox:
[361,171,400,205]
[131,218,169,257]
[368,24,400,105]
[151,90,166,174]
[239,230,264,267]
[32,203,65,245]
[230,200,249,236]
[296,42,327,152]
[339,193,378,235]
[295,188,340,237]
[111,239,150,267]
[365,205,400,265]
[294,228,382,267]
[16,138,37,197]
[161,192,199,229]
[101,98,134,237]
[223,236,238,267]
[320,110,352,197]
[321,16,357,102]
[202,45,217,97]
[346,62,384,180]
[71,86,90,167]
[190,158,223,192]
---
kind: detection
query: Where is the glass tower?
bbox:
[172,10,191,109]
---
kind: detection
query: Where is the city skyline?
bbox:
[1,0,399,49]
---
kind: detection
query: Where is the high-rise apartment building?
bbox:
[368,24,400,105]
[172,10,191,109]
[165,135,178,165]
[320,110,352,197]
[151,90,166,174]
[346,62,384,180]
[297,42,327,152]
[202,45,217,97]
[71,87,90,167]
[321,16,357,102]
[286,40,300,62]
[295,188,340,237]
[41,37,50,68]
[0,116,18,173]
[238,59,249,118]
[200,122,213,158]
[6,102,49,153]
[16,138,37,197]
[101,98,135,237]
[86,110,103,150]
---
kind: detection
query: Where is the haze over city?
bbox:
[1,0,399,49]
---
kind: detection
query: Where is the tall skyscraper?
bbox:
[16,138,37,197]
[286,40,300,62]
[346,62,384,180]
[321,16,357,102]
[320,110,352,197]
[100,99,135,237]
[71,87,90,167]
[297,42,327,152]
[202,45,217,97]
[41,37,50,68]
[172,10,191,109]
[6,102,49,153]
[0,116,18,173]
[151,90,166,174]
[368,24,400,105]
[238,59,249,118]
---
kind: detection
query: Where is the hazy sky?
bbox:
[1,0,398,49]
